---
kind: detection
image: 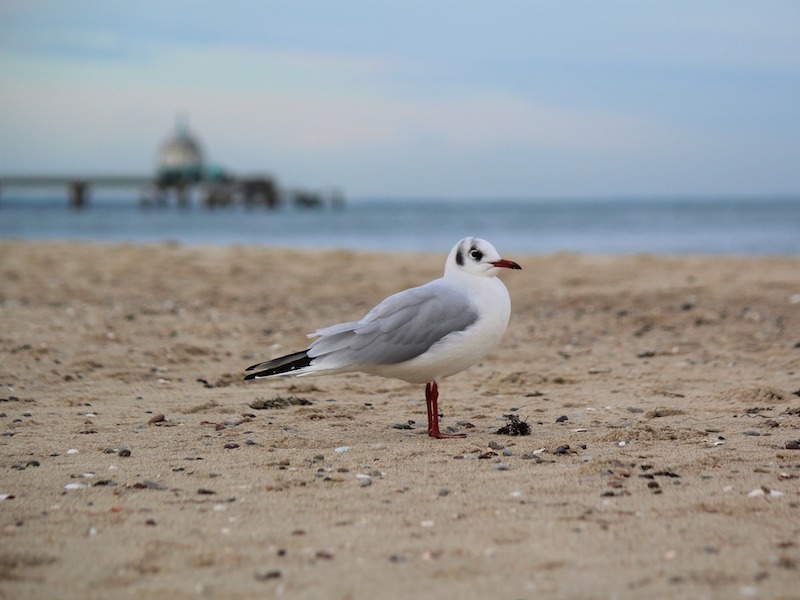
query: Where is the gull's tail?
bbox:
[244,351,313,380]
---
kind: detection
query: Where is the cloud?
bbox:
[3,37,664,154]
[396,92,664,152]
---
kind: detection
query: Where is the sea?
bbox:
[1,195,799,256]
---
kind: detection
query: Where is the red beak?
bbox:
[491,258,522,270]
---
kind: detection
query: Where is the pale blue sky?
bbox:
[1,0,798,198]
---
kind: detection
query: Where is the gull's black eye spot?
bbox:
[469,248,483,261]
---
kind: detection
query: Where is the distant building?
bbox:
[156,121,230,186]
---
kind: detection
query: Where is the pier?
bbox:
[0,175,152,209]
[0,173,343,210]
[0,121,343,210]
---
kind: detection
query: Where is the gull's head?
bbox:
[445,237,521,278]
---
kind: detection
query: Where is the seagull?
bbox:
[244,237,521,439]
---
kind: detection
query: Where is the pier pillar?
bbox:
[69,180,89,209]
[176,183,190,208]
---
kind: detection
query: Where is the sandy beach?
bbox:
[1,240,799,600]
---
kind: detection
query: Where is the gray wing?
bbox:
[307,280,478,368]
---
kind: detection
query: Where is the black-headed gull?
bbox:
[245,237,521,438]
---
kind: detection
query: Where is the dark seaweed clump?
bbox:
[496,414,531,436]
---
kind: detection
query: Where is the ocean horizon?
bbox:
[1,195,799,256]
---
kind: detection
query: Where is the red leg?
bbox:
[425,381,466,439]
[425,382,435,432]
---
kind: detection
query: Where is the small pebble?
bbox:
[223,442,240,449]
[118,448,131,457]
[255,569,282,581]
[520,452,543,462]
[148,414,166,425]
[142,480,167,490]
[64,483,87,490]
[785,440,800,450]
[67,449,79,455]
[438,488,451,496]
[742,429,761,436]
[555,415,569,423]
[335,446,350,453]
[493,463,511,471]
[389,554,409,563]
[488,440,504,450]
[359,476,372,488]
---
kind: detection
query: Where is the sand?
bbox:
[1,240,799,600]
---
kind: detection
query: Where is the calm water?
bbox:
[1,196,799,256]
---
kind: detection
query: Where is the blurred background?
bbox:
[1,0,799,254]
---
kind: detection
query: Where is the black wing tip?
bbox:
[244,360,267,372]
[242,351,313,381]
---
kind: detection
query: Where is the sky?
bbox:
[1,0,799,199]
